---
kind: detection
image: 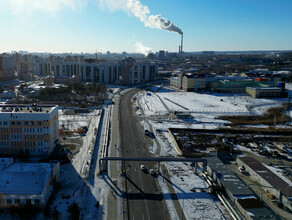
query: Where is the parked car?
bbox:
[140,165,146,171]
[238,166,248,175]
[150,169,156,176]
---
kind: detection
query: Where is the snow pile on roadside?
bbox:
[166,162,229,220]
[156,176,180,220]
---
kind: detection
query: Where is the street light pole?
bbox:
[181,199,184,220]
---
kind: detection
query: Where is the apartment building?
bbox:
[0,55,15,81]
[0,104,59,156]
[35,61,51,76]
[81,58,157,85]
[82,62,120,84]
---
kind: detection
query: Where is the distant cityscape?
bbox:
[0,49,292,219]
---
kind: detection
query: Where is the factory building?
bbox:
[0,158,59,209]
[205,158,275,220]
[237,157,292,211]
[0,105,59,156]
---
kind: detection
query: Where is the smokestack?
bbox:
[179,45,181,54]
[180,34,183,55]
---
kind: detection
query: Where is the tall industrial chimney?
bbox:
[180,34,183,55]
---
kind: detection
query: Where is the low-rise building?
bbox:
[193,77,206,92]
[237,157,292,211]
[0,104,59,156]
[182,74,195,91]
[246,87,287,98]
[0,91,16,100]
[170,77,182,90]
[205,157,276,220]
[0,158,59,209]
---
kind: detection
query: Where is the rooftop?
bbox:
[246,86,282,91]
[205,157,253,196]
[0,162,56,195]
[0,104,57,114]
[238,157,292,197]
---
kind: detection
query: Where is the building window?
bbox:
[15,199,20,204]
[16,121,21,126]
[24,121,28,126]
[26,199,31,204]
[37,121,42,126]
[7,199,12,204]
[35,199,40,204]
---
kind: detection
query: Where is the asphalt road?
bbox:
[120,89,169,220]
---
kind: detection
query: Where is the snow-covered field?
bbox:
[59,109,99,132]
[137,90,286,117]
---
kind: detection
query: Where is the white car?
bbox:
[150,169,156,176]
[140,165,146,171]
[238,166,248,174]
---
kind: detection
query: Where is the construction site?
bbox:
[168,128,292,160]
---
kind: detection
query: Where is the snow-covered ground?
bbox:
[51,108,109,218]
[150,122,231,219]
[138,116,231,219]
[59,109,99,132]
[135,87,292,220]
[137,90,287,117]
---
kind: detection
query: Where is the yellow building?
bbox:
[246,87,285,98]
[182,75,195,91]
[0,104,59,156]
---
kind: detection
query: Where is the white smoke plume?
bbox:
[99,0,183,35]
[135,42,152,55]
[145,15,183,35]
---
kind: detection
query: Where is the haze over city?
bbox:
[0,0,292,53]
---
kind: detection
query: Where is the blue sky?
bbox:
[0,0,291,53]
